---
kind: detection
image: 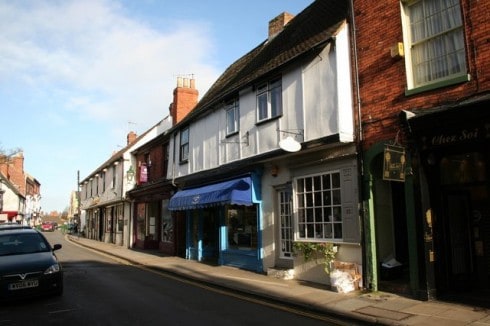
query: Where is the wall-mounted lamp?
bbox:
[390,42,404,58]
[126,166,135,182]
[114,161,119,166]
[221,131,249,146]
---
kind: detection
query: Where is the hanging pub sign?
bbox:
[383,144,406,182]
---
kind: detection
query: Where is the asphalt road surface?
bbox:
[0,230,346,326]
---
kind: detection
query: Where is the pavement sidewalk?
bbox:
[66,235,490,325]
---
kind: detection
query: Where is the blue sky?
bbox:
[0,0,313,213]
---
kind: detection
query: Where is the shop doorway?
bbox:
[374,178,410,294]
[187,208,220,263]
[436,151,490,305]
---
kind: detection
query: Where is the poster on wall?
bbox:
[139,164,148,183]
[383,144,406,182]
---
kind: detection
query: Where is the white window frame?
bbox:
[225,99,239,136]
[294,171,343,242]
[180,127,189,162]
[256,78,282,123]
[278,187,293,259]
[401,0,467,93]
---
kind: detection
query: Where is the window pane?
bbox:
[313,176,321,190]
[306,208,314,222]
[408,0,465,87]
[333,223,342,239]
[257,93,268,120]
[294,171,343,241]
[270,82,282,117]
[226,107,236,134]
[314,208,323,222]
[323,174,331,189]
[297,178,304,193]
[305,193,313,207]
[332,172,340,188]
[332,190,341,205]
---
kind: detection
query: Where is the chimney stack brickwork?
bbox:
[170,77,199,125]
[268,12,294,39]
[127,131,137,145]
[0,153,26,195]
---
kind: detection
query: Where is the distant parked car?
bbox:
[0,227,63,301]
[41,222,55,232]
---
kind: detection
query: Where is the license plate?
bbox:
[8,280,39,290]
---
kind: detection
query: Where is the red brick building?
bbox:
[353,0,490,304]
[127,77,198,254]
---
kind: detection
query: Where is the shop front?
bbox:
[168,174,263,272]
[405,98,490,305]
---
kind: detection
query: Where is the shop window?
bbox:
[440,152,486,184]
[295,171,343,241]
[226,205,258,250]
[136,203,145,241]
[161,200,173,243]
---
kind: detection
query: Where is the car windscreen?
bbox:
[0,233,51,256]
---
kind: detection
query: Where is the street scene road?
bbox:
[0,230,339,326]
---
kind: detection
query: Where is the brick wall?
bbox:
[0,153,26,195]
[170,77,198,125]
[353,0,490,149]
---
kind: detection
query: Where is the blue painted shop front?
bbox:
[169,175,263,272]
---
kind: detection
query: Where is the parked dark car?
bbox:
[0,227,63,301]
[0,222,31,230]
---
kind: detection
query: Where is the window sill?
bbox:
[256,114,282,126]
[405,73,471,96]
[225,131,239,138]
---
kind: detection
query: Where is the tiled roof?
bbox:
[186,0,350,120]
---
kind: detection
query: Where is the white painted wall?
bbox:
[169,24,354,179]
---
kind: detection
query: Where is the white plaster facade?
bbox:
[167,23,362,285]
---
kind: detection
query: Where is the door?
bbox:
[442,192,473,290]
[278,188,293,259]
[201,207,219,262]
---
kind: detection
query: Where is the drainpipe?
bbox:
[349,0,376,292]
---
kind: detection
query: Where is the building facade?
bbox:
[165,0,362,287]
[127,77,198,254]
[354,0,490,304]
[79,123,171,248]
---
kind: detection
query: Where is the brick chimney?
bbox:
[170,77,199,125]
[127,131,137,145]
[0,152,25,195]
[268,12,294,40]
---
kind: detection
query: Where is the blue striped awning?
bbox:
[168,177,253,211]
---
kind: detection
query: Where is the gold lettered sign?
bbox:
[383,145,406,182]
